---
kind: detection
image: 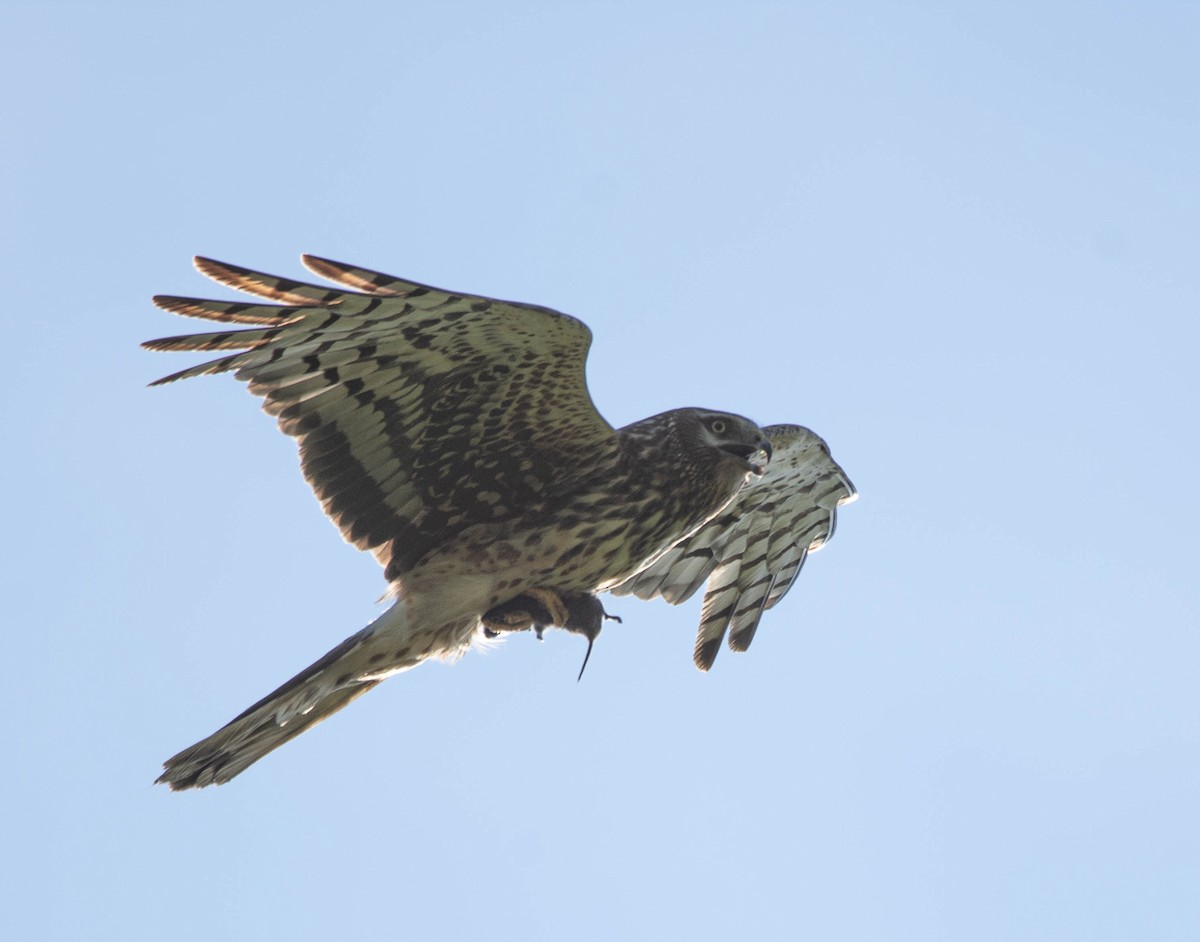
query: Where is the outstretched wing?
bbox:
[145,256,615,583]
[612,424,856,670]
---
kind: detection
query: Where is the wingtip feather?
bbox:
[301,254,411,296]
[693,634,721,671]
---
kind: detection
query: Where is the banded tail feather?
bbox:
[156,605,474,790]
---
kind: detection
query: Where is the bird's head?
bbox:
[684,409,773,475]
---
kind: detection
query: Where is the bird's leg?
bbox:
[480,589,621,679]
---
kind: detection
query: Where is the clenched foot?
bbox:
[481,589,622,679]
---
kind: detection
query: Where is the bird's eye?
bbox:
[709,419,727,434]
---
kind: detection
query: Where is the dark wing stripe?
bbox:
[764,547,807,610]
[149,353,246,386]
[727,571,777,653]
[302,255,427,296]
[260,372,342,410]
[690,531,748,670]
[705,532,774,658]
[242,344,375,384]
[142,327,282,352]
[152,295,311,326]
[694,635,724,673]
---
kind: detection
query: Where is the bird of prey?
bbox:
[146,255,856,789]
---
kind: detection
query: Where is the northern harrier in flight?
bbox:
[146,256,856,789]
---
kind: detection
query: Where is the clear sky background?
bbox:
[2,2,1197,940]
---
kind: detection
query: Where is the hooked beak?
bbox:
[721,439,773,475]
[749,439,773,476]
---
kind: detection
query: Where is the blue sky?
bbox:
[2,2,1197,939]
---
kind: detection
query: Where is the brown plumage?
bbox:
[146,255,854,788]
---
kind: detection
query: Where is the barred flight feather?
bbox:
[613,423,856,670]
[303,254,437,297]
[764,547,807,609]
[141,327,284,352]
[195,256,353,305]
[151,295,314,326]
